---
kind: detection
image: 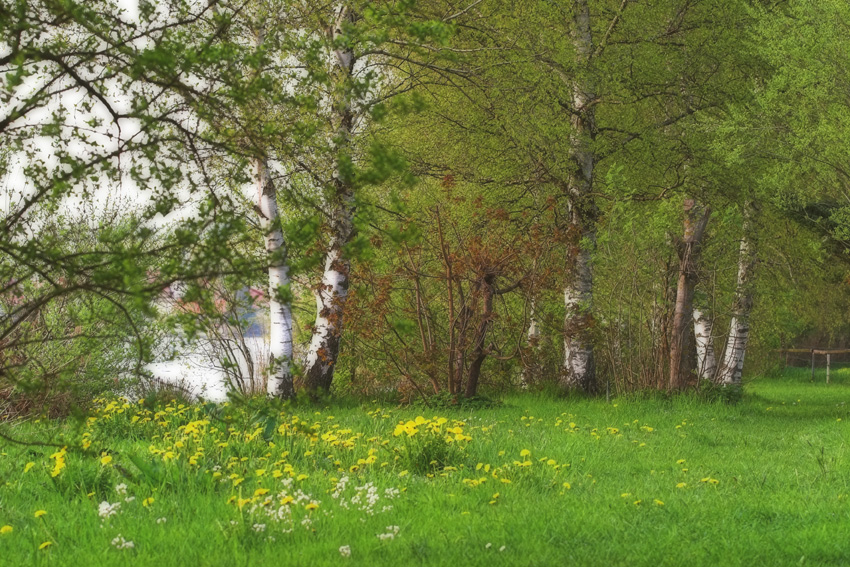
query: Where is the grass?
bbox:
[1,368,849,566]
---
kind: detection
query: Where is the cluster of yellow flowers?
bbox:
[392,416,472,443]
[49,447,66,478]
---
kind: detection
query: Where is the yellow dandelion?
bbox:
[296,474,308,481]
[34,510,47,518]
[254,488,269,497]
[519,449,531,458]
[24,462,34,473]
[676,459,686,465]
[563,482,571,490]
[143,497,155,507]
[39,541,52,550]
[676,483,687,489]
[0,525,12,535]
[305,502,319,511]
[255,469,266,477]
[654,499,664,506]
[100,454,113,466]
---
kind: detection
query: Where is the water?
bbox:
[145,336,270,401]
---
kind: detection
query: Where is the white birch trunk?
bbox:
[521,298,541,388]
[303,4,357,393]
[717,224,755,386]
[693,308,716,381]
[561,0,598,392]
[254,158,294,398]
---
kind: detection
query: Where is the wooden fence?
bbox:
[777,349,850,383]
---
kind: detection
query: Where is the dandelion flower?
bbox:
[654,499,664,506]
[142,497,155,507]
[676,483,687,489]
[39,541,53,550]
[34,510,47,518]
[100,454,113,466]
[519,449,531,458]
[24,462,34,473]
[0,525,12,535]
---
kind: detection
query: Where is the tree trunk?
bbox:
[521,297,541,388]
[303,4,357,394]
[669,199,710,390]
[465,274,495,398]
[254,158,294,399]
[561,0,598,393]
[692,307,717,381]
[716,219,755,386]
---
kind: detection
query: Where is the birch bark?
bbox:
[521,298,540,388]
[692,307,717,381]
[561,0,598,393]
[717,219,755,386]
[303,4,357,393]
[254,158,294,399]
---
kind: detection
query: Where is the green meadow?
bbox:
[1,369,849,567]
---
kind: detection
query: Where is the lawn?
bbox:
[1,369,849,566]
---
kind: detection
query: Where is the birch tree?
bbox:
[716,211,756,386]
[302,4,359,393]
[693,303,717,381]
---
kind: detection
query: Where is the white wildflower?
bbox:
[111,534,135,550]
[115,483,127,495]
[339,545,351,557]
[156,518,167,524]
[98,501,121,519]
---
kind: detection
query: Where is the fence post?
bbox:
[811,349,816,382]
[826,353,831,384]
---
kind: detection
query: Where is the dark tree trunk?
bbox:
[669,198,711,390]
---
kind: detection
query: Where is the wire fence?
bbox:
[777,349,850,383]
